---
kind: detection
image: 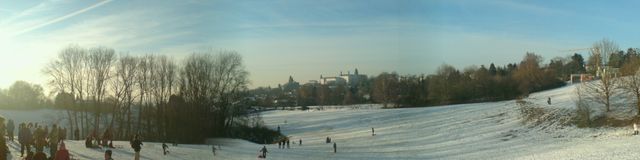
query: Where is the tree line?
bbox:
[0,81,49,109]
[250,52,594,108]
[41,44,251,143]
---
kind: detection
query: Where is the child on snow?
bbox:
[163,143,169,155]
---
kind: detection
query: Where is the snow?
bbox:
[3,83,640,159]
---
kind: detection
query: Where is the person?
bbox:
[634,123,639,135]
[299,139,302,146]
[547,97,551,105]
[22,123,33,157]
[7,119,14,141]
[326,137,330,143]
[372,127,375,136]
[259,146,268,158]
[34,125,45,152]
[333,142,337,153]
[85,136,94,148]
[211,145,216,156]
[130,134,143,160]
[33,150,48,160]
[104,149,114,160]
[286,139,290,149]
[54,141,70,160]
[18,123,26,157]
[103,128,114,148]
[162,143,169,155]
[49,124,60,158]
[90,130,99,146]
[278,140,281,149]
[277,125,280,133]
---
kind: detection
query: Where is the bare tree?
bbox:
[110,54,138,138]
[150,55,176,139]
[590,38,619,72]
[581,39,621,112]
[43,45,88,138]
[86,47,116,134]
[179,51,249,140]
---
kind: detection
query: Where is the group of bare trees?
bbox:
[43,45,249,143]
[579,39,640,116]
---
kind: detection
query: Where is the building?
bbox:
[319,68,367,87]
[319,75,347,85]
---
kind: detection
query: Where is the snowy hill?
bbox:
[4,84,640,159]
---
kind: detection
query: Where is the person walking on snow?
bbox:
[547,97,551,105]
[634,123,639,135]
[260,146,268,158]
[130,134,143,160]
[372,127,375,136]
[333,142,337,153]
[299,139,302,146]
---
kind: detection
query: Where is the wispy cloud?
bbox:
[13,0,112,36]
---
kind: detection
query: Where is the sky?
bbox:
[0,0,638,92]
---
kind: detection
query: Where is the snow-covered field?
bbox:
[3,83,640,159]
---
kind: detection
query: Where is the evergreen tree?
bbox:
[566,53,586,74]
[489,63,497,76]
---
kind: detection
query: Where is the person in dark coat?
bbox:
[372,127,375,136]
[259,146,268,158]
[18,123,26,157]
[7,119,14,141]
[333,142,337,153]
[286,139,290,149]
[299,139,302,146]
[162,143,169,155]
[130,134,143,160]
[22,123,33,157]
[102,128,113,148]
[104,149,114,160]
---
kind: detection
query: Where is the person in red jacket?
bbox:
[54,141,70,160]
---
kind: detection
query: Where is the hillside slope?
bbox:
[3,84,640,159]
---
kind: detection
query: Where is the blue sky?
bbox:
[0,0,637,91]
